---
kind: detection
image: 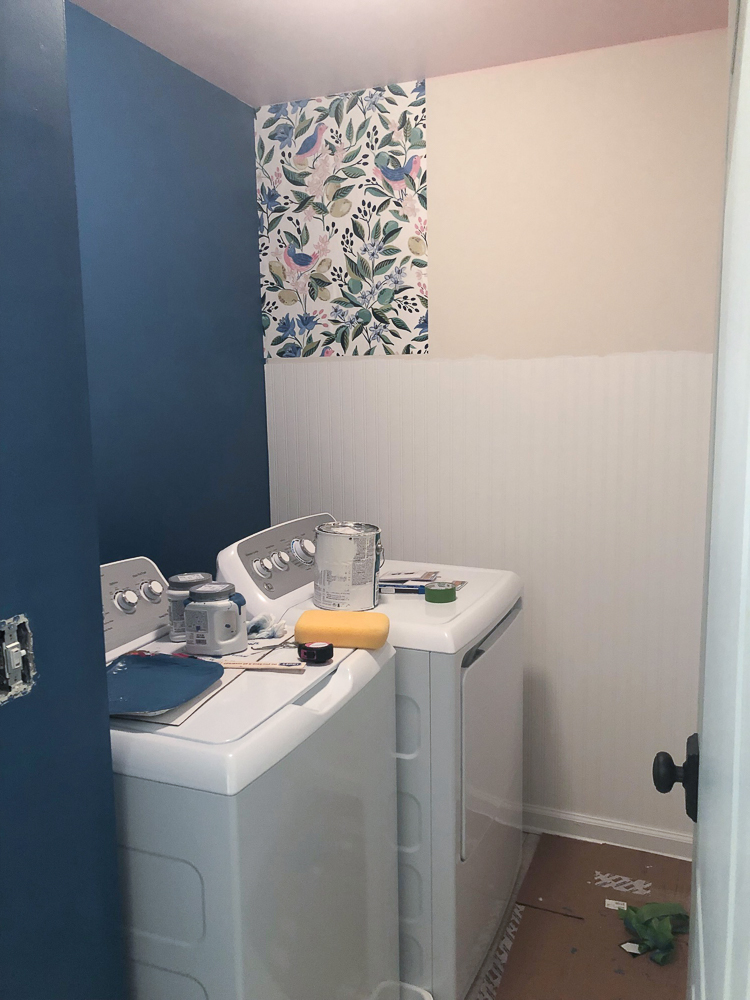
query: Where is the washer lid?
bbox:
[286,561,522,654]
[111,638,351,745]
[109,643,393,795]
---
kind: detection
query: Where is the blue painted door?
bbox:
[0,1,125,997]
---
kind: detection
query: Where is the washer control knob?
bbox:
[252,558,273,579]
[291,538,315,564]
[271,551,290,571]
[140,579,164,603]
[114,589,139,613]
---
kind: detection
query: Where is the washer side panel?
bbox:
[395,648,433,989]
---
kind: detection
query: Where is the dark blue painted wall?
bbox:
[0,1,125,998]
[66,6,269,578]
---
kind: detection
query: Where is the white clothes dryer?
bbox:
[102,556,400,1000]
[217,516,524,1000]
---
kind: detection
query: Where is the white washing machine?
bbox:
[102,556,400,1000]
[217,515,524,1000]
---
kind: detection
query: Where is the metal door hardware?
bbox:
[0,615,36,705]
[653,733,699,822]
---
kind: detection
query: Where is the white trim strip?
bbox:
[523,803,693,860]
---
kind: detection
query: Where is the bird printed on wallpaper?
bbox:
[373,154,422,192]
[293,122,328,164]
[283,244,320,272]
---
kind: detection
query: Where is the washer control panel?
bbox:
[225,513,334,601]
[101,556,170,655]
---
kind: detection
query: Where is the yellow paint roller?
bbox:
[294,609,390,650]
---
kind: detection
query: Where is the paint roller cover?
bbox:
[294,609,390,649]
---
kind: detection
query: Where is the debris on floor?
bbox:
[470,905,526,1000]
[492,835,692,999]
[619,901,689,965]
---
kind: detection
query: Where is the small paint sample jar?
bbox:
[167,572,212,641]
[184,582,247,657]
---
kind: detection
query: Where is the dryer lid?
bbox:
[286,561,522,654]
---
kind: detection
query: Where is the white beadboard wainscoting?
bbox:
[266,352,714,857]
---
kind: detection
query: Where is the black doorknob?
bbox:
[652,752,684,793]
[652,734,699,822]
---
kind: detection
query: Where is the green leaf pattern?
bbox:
[256,80,428,358]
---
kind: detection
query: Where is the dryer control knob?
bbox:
[140,579,164,603]
[114,589,139,613]
[252,558,273,579]
[291,538,315,564]
[271,551,290,571]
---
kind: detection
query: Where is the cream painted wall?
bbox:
[263,31,730,855]
[428,30,728,358]
[266,351,713,857]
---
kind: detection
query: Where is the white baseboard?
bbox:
[523,804,693,861]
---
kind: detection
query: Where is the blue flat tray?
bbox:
[107,652,224,716]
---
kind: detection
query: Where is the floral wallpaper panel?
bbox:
[256,80,427,357]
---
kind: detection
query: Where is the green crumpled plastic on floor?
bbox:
[618,902,690,965]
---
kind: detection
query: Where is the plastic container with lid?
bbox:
[167,572,213,641]
[184,582,247,657]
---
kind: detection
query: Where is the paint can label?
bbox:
[314,523,380,610]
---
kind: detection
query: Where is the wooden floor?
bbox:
[466,834,691,1000]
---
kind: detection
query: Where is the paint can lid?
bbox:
[188,582,235,602]
[316,521,380,536]
[424,581,457,603]
[168,572,212,595]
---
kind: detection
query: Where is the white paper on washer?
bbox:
[245,628,291,650]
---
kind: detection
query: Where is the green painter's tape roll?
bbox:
[424,582,457,604]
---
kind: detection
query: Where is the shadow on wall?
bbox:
[523,663,566,819]
[66,3,269,577]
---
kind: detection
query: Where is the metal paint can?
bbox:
[313,521,383,611]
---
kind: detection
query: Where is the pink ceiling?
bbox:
[71,0,728,107]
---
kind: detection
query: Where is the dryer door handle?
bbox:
[462,601,522,668]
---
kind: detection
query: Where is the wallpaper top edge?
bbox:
[264,348,714,365]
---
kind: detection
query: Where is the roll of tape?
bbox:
[424,582,457,604]
[298,641,334,664]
